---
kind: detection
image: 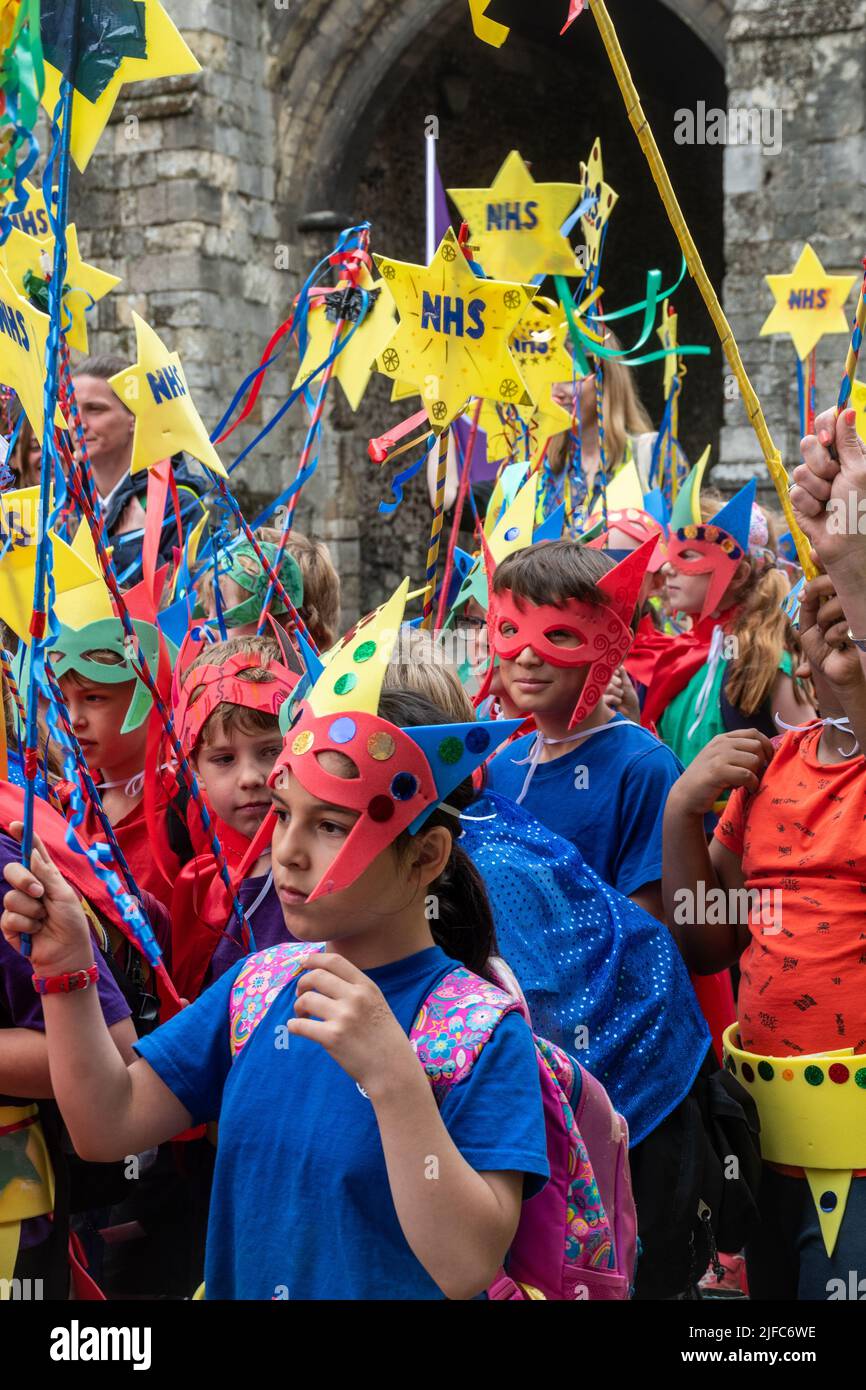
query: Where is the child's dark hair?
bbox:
[492,539,614,607]
[377,687,497,976]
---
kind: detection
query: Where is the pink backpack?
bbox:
[229,943,637,1300]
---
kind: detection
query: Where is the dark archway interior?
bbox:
[338,0,727,606]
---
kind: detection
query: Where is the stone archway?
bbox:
[657,0,730,62]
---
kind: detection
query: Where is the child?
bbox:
[259,527,341,651]
[661,572,866,1299]
[644,462,814,768]
[51,583,182,918]
[483,538,681,921]
[168,634,298,1001]
[202,536,305,640]
[1,590,548,1300]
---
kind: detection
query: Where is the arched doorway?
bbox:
[272,0,727,608]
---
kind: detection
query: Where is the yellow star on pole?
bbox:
[510,296,574,400]
[0,263,65,441]
[108,313,226,477]
[579,138,619,269]
[2,224,120,355]
[657,299,682,398]
[292,265,397,412]
[373,227,537,433]
[480,396,571,470]
[0,488,104,643]
[850,380,866,443]
[761,244,857,360]
[41,0,201,173]
[466,0,510,47]
[0,179,54,239]
[449,150,582,282]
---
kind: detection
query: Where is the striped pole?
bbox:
[587,0,816,579]
[422,429,450,629]
[837,260,866,415]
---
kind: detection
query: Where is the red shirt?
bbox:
[714,725,866,1057]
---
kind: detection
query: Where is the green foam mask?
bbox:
[219,541,304,630]
[51,618,165,734]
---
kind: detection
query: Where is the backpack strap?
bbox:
[410,967,520,1101]
[229,942,324,1059]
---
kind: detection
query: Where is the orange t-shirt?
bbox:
[714,724,866,1058]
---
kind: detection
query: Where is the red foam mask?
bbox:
[268,704,520,902]
[175,650,298,754]
[664,523,745,622]
[589,508,667,573]
[479,536,658,728]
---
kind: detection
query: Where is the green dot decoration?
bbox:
[804,1065,824,1087]
[354,641,377,663]
[757,1061,774,1081]
[437,736,464,765]
[334,673,357,696]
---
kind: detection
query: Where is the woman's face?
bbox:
[552,373,597,427]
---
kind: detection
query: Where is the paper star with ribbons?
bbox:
[0,178,54,240]
[40,0,200,173]
[479,397,571,471]
[2,223,120,354]
[108,313,226,477]
[579,139,618,270]
[478,297,575,467]
[293,264,397,412]
[761,244,857,360]
[0,262,65,440]
[0,488,104,642]
[657,299,682,398]
[466,0,510,47]
[448,150,582,282]
[374,227,536,433]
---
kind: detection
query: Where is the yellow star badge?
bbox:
[0,264,65,440]
[374,227,536,433]
[761,244,857,360]
[2,224,120,355]
[108,313,226,477]
[41,0,200,173]
[293,264,397,412]
[449,150,582,282]
[0,488,103,643]
[0,179,54,239]
[579,139,618,270]
[850,380,866,443]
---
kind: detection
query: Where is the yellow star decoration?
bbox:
[0,263,65,441]
[761,244,857,360]
[449,150,582,282]
[41,0,200,173]
[0,489,104,643]
[466,0,510,47]
[293,265,397,412]
[850,380,866,443]
[374,227,537,433]
[579,139,619,270]
[108,313,226,477]
[0,179,54,239]
[479,396,571,470]
[657,299,682,399]
[2,224,120,355]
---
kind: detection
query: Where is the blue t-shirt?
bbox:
[486,714,684,898]
[135,944,548,1300]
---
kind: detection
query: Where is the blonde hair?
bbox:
[383,629,474,722]
[258,528,341,651]
[184,635,284,746]
[548,330,654,476]
[700,498,808,715]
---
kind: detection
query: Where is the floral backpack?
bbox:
[228,943,637,1300]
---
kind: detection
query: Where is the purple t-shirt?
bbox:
[0,832,132,1253]
[205,873,296,988]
